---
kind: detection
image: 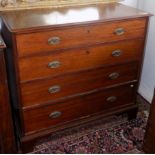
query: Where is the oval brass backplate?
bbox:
[49,111,62,119]
[109,72,120,80]
[48,37,60,45]
[114,28,125,36]
[112,49,122,57]
[48,60,61,69]
[106,96,117,103]
[48,85,61,94]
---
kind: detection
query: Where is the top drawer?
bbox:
[16,18,146,57]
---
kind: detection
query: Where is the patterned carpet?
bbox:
[31,107,149,154]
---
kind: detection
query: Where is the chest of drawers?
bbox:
[1,3,151,152]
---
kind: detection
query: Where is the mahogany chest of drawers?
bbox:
[1,3,151,152]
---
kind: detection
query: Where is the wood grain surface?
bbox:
[16,18,146,57]
[21,62,138,108]
[23,82,137,134]
[18,39,144,82]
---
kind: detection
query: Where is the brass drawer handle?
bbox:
[48,37,60,45]
[112,49,122,57]
[49,111,62,119]
[48,61,60,69]
[114,28,125,36]
[48,85,61,94]
[108,72,120,80]
[106,96,117,103]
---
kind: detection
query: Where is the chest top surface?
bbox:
[1,3,150,33]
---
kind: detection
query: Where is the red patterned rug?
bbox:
[32,110,148,154]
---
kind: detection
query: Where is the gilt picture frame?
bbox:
[0,0,122,11]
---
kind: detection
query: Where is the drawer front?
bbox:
[23,82,137,134]
[18,39,143,82]
[21,62,138,108]
[16,18,146,57]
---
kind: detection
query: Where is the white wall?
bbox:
[137,0,155,103]
[120,0,138,7]
[120,0,155,103]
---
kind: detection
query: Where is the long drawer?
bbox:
[18,39,143,82]
[16,18,146,57]
[23,82,137,134]
[21,62,138,108]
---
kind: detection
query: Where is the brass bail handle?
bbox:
[114,28,125,36]
[48,60,61,69]
[109,72,120,80]
[49,111,62,119]
[48,37,60,45]
[112,49,122,57]
[48,85,61,94]
[106,96,117,103]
